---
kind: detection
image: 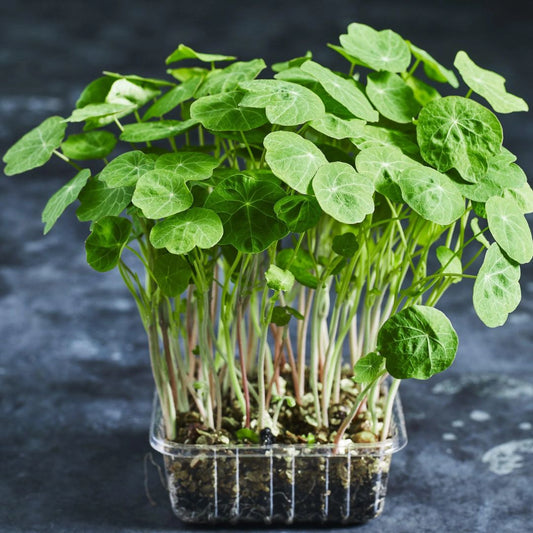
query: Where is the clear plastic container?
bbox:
[149,395,407,525]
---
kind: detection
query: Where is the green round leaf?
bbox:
[66,103,135,123]
[300,60,378,122]
[150,207,223,255]
[404,75,441,106]
[239,79,325,126]
[3,116,67,175]
[312,162,374,224]
[76,76,115,108]
[99,150,155,188]
[61,131,117,160]
[366,71,421,123]
[350,124,419,156]
[77,179,134,222]
[85,216,132,272]
[205,172,288,253]
[473,243,521,327]
[106,79,160,108]
[503,184,533,214]
[353,352,385,383]
[190,90,268,131]
[454,51,528,114]
[398,165,465,225]
[119,119,198,142]
[274,195,321,233]
[42,169,91,234]
[486,196,533,264]
[153,253,192,297]
[264,131,327,194]
[407,41,458,87]
[378,305,458,380]
[416,96,503,183]
[339,23,411,73]
[265,264,295,292]
[155,151,219,182]
[132,169,193,219]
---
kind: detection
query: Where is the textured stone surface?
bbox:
[1,1,532,532]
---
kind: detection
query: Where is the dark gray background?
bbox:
[1,1,532,532]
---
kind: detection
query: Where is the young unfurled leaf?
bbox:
[312,162,374,224]
[77,179,134,222]
[132,169,193,219]
[3,116,66,175]
[85,216,132,272]
[61,131,117,160]
[190,90,268,131]
[366,71,421,123]
[236,428,260,444]
[436,246,462,283]
[309,114,365,140]
[153,253,192,297]
[274,195,321,233]
[150,207,223,255]
[406,41,459,87]
[300,60,378,122]
[143,76,203,120]
[271,52,313,73]
[353,352,385,383]
[119,119,198,142]
[42,169,91,234]
[486,196,533,264]
[265,264,295,292]
[264,131,327,194]
[239,79,325,126]
[166,44,236,65]
[277,248,318,289]
[378,305,458,380]
[338,23,411,73]
[454,51,528,114]
[399,165,465,225]
[155,151,219,182]
[205,173,288,253]
[417,96,503,183]
[99,151,155,188]
[196,59,266,96]
[105,79,161,108]
[473,243,521,327]
[332,232,359,257]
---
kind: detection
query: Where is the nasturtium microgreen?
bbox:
[132,170,193,219]
[264,131,328,194]
[150,207,223,255]
[473,243,522,327]
[417,96,503,182]
[61,131,117,161]
[366,71,421,123]
[454,51,528,114]
[3,22,531,444]
[338,23,411,72]
[77,179,134,222]
[85,216,132,272]
[99,151,155,188]
[42,169,91,234]
[3,116,66,175]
